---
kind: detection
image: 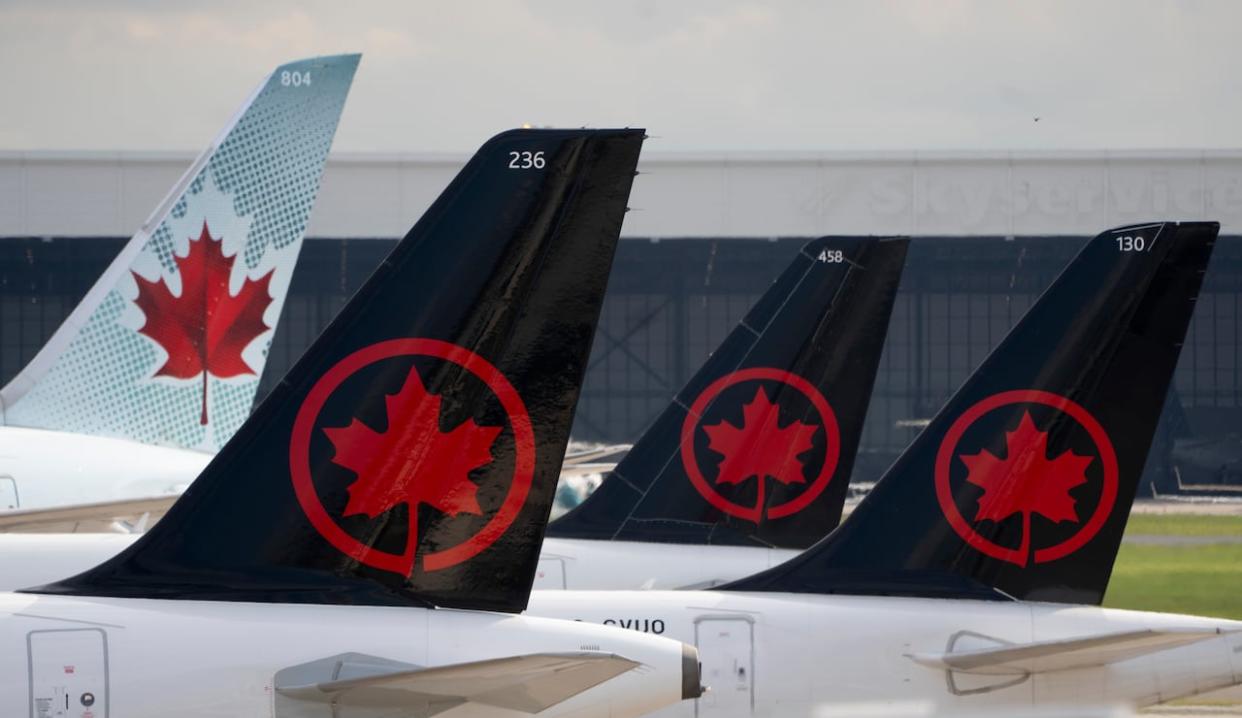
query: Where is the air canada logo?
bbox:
[132,221,274,425]
[289,338,535,576]
[934,390,1119,567]
[680,367,840,523]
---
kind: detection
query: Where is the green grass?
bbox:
[1102,513,1242,704]
[1106,512,1242,620]
[1105,542,1242,620]
[1124,513,1242,537]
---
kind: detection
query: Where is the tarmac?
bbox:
[1146,707,1242,717]
[1132,499,1242,516]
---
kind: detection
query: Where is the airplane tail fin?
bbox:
[725,222,1217,604]
[31,129,646,613]
[549,237,908,548]
[0,54,359,452]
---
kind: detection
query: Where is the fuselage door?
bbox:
[533,557,567,589]
[694,616,754,718]
[0,475,17,509]
[28,628,109,718]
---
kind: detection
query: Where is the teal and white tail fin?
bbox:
[0,54,359,452]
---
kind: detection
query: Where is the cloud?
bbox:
[0,0,1239,152]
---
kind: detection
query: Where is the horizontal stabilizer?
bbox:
[907,628,1231,675]
[276,652,639,716]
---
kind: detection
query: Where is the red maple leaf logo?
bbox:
[959,411,1093,561]
[323,365,502,535]
[701,386,819,516]
[132,221,274,425]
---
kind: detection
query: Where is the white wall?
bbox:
[2,150,1241,238]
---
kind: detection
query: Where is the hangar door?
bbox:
[533,557,567,589]
[0,475,16,509]
[694,617,754,718]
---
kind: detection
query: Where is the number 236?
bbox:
[508,151,545,169]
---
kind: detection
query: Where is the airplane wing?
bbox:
[276,652,639,716]
[0,496,176,533]
[907,628,1232,675]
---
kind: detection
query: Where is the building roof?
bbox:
[3,149,1241,238]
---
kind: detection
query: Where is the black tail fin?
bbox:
[726,222,1218,605]
[549,237,909,548]
[33,129,645,613]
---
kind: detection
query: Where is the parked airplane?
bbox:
[0,54,358,516]
[0,237,909,595]
[0,128,701,718]
[525,222,1242,716]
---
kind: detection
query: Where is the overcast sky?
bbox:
[1,0,1240,153]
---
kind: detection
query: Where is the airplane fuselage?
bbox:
[534,540,798,590]
[10,566,1234,715]
[0,534,799,592]
[527,590,1242,716]
[0,427,209,511]
[0,592,692,718]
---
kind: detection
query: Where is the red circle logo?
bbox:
[933,389,1118,567]
[289,338,535,576]
[679,367,840,523]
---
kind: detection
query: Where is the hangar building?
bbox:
[2,149,1241,491]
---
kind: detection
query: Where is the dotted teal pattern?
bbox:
[6,55,359,451]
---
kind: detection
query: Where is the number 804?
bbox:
[280,71,311,87]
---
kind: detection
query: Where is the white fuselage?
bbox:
[6,541,1237,713]
[0,592,690,718]
[0,534,799,592]
[525,590,1242,716]
[534,539,798,590]
[0,427,209,510]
